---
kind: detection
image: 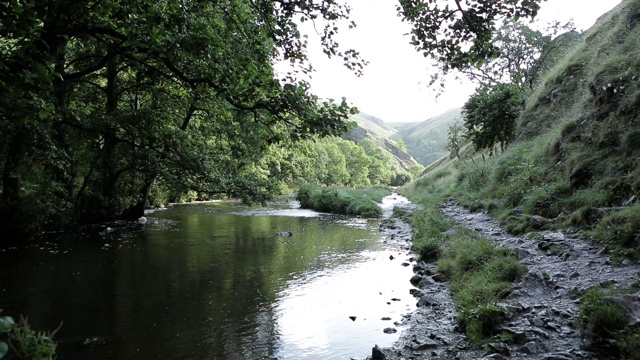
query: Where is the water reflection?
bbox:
[0,199,415,360]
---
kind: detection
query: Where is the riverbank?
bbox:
[369,198,640,359]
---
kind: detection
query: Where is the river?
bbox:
[0,196,416,359]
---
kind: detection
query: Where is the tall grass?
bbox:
[296,183,390,217]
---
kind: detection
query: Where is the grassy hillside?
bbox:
[344,112,422,173]
[410,0,640,259]
[400,1,640,354]
[391,108,462,166]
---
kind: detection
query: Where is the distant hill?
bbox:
[391,108,462,166]
[343,112,420,172]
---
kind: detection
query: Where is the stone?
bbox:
[520,341,538,354]
[381,317,392,321]
[418,276,436,288]
[487,342,510,356]
[413,339,438,350]
[276,231,293,237]
[401,262,410,267]
[349,316,356,321]
[383,327,397,334]
[431,273,447,282]
[417,295,439,307]
[372,345,386,360]
[410,274,422,286]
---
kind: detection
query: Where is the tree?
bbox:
[462,83,523,154]
[0,0,364,235]
[451,19,577,89]
[444,120,467,159]
[397,0,543,73]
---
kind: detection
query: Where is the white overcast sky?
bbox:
[298,0,622,123]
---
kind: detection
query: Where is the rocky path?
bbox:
[370,201,640,360]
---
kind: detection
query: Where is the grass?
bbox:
[397,0,640,348]
[296,183,391,217]
[400,169,528,344]
[579,287,640,359]
[437,229,527,343]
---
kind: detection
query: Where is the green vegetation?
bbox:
[463,83,523,153]
[401,169,527,344]
[438,229,527,343]
[579,288,640,359]
[0,311,58,360]
[392,108,462,166]
[0,0,363,237]
[404,0,640,354]
[296,183,390,217]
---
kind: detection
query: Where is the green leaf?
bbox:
[0,316,14,333]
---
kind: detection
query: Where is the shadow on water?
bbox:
[0,197,415,360]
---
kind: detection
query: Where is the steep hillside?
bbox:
[403,2,640,357]
[414,0,640,258]
[391,108,462,165]
[343,112,420,172]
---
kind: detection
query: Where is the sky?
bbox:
[298,0,623,123]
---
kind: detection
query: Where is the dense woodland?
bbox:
[0,0,542,237]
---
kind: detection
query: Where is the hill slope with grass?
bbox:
[401,1,640,357]
[343,112,421,172]
[391,108,463,166]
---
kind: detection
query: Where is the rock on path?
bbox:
[370,200,640,360]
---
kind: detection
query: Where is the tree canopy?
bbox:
[0,0,365,235]
[397,0,543,72]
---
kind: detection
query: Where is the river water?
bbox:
[0,196,415,359]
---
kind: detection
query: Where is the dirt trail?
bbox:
[372,201,640,360]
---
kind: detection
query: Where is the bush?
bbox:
[579,288,640,358]
[0,311,59,360]
[295,184,384,217]
[463,83,523,154]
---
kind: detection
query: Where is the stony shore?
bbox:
[368,200,640,360]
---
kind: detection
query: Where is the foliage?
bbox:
[295,183,389,217]
[389,171,412,187]
[0,0,366,235]
[437,229,527,343]
[397,0,542,74]
[579,288,640,358]
[430,19,577,90]
[0,311,59,360]
[463,83,523,153]
[444,120,467,159]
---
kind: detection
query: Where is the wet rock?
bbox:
[529,215,547,229]
[391,298,401,302]
[431,273,447,282]
[483,354,508,360]
[409,288,424,297]
[520,341,539,354]
[381,317,392,321]
[349,316,357,321]
[541,353,574,360]
[417,295,439,307]
[372,344,385,359]
[389,255,395,260]
[413,338,437,350]
[80,337,108,347]
[487,342,510,356]
[383,327,397,334]
[602,293,640,326]
[276,231,293,237]
[409,274,422,286]
[418,276,436,288]
[401,262,410,267]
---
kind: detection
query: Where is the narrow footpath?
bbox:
[371,200,640,360]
